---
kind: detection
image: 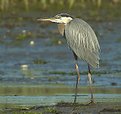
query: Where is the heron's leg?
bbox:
[88,64,94,103]
[73,52,80,104]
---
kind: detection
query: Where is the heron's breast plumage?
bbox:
[64,18,100,68]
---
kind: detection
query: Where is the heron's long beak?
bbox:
[37,18,55,22]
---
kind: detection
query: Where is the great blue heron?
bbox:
[38,13,100,104]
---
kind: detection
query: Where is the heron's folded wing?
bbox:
[65,18,100,68]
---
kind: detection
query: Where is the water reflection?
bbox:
[0,86,121,96]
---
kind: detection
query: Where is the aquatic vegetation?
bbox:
[43,107,59,113]
[16,30,32,40]
[116,37,121,42]
[48,70,111,76]
[47,76,59,82]
[50,38,63,45]
[33,59,47,64]
[0,0,121,21]
[0,0,120,11]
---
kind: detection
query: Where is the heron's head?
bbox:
[37,13,73,24]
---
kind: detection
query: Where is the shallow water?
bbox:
[0,15,121,107]
[0,94,121,107]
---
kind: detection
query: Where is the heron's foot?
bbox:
[73,102,79,107]
[87,99,96,105]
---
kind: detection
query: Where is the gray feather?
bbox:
[65,18,100,68]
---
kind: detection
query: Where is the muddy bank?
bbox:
[1,102,121,114]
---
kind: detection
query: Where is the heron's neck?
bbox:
[58,24,65,36]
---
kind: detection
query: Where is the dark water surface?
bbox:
[0,15,121,107]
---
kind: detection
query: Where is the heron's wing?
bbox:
[65,18,100,68]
